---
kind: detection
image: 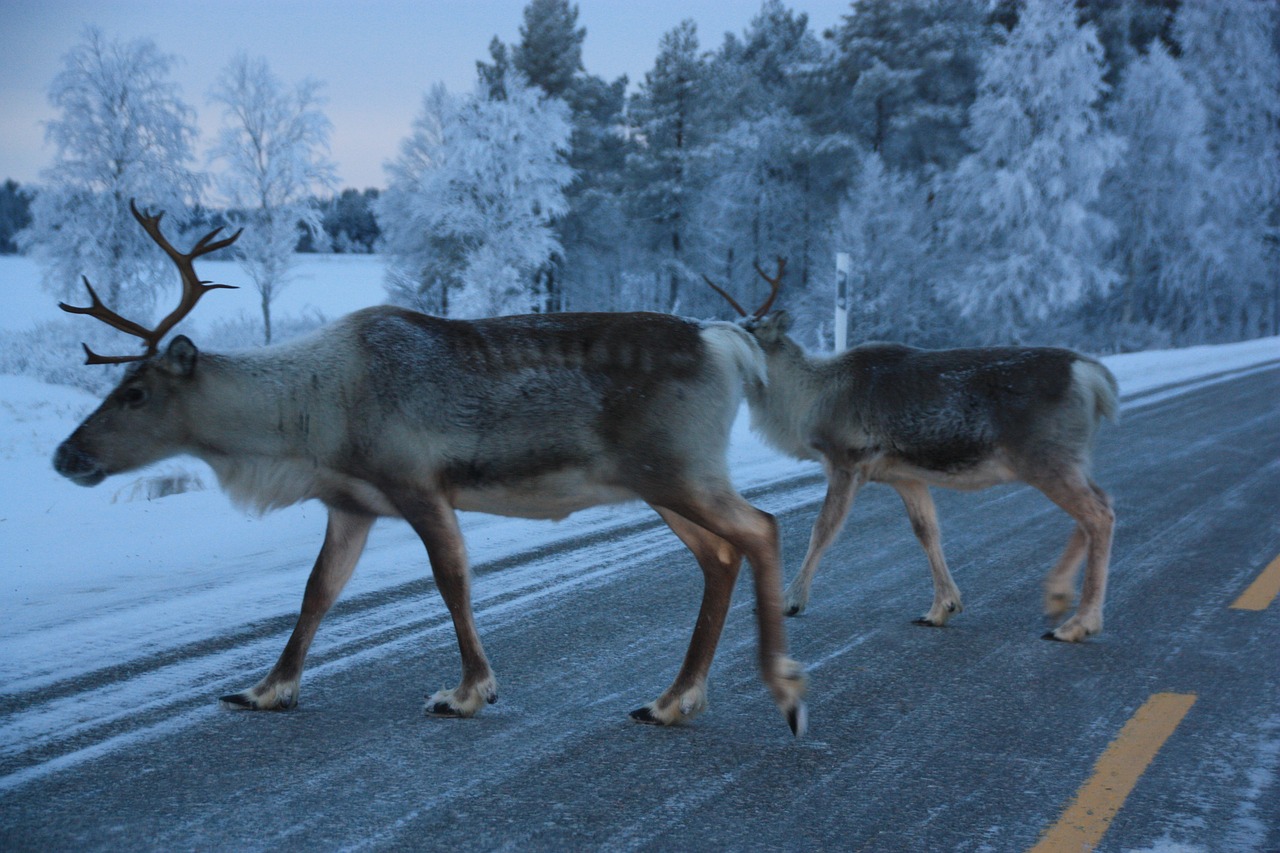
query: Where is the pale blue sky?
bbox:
[1,0,853,190]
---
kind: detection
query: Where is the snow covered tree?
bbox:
[1100,42,1217,347]
[19,27,204,320]
[378,79,573,318]
[1175,0,1280,338]
[837,154,945,345]
[208,53,336,343]
[940,0,1122,343]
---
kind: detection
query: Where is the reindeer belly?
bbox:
[867,450,1018,491]
[453,471,636,520]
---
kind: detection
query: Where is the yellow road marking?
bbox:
[1231,554,1280,611]
[1029,692,1197,853]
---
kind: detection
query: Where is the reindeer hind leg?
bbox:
[1033,473,1114,642]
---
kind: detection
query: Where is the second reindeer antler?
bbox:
[702,257,786,319]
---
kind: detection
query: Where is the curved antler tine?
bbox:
[751,256,786,318]
[129,198,161,227]
[191,225,243,257]
[702,274,749,317]
[59,276,154,340]
[80,343,147,366]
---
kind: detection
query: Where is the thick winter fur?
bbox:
[740,311,1117,642]
[54,306,805,733]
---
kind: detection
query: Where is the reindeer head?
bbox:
[703,258,793,347]
[53,201,238,486]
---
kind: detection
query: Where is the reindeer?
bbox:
[705,260,1118,642]
[52,202,807,734]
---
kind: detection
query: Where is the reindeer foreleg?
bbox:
[654,488,806,736]
[891,480,963,626]
[630,507,742,727]
[392,489,498,717]
[221,507,374,711]
[784,464,862,616]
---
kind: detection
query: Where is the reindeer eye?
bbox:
[119,387,148,408]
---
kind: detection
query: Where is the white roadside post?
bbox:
[835,252,851,353]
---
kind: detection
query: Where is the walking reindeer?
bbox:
[705,260,1118,642]
[53,202,807,734]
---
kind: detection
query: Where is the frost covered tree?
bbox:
[1101,42,1217,347]
[1175,0,1280,337]
[19,27,204,320]
[940,0,1122,343]
[378,78,573,318]
[208,53,336,343]
[837,154,944,345]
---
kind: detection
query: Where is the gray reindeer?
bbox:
[52,202,807,734]
[706,260,1117,642]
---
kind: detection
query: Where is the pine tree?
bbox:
[513,0,585,99]
[825,0,985,175]
[627,20,707,312]
[19,27,204,322]
[0,180,33,254]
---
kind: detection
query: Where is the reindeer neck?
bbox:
[747,339,830,461]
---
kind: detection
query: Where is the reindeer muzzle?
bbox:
[54,441,107,487]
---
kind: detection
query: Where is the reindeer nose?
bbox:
[53,441,106,486]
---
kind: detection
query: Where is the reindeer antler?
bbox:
[700,274,749,317]
[702,256,787,320]
[751,257,786,318]
[60,199,242,365]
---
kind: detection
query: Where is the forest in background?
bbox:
[5,0,1278,356]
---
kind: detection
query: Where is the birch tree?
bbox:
[208,53,336,343]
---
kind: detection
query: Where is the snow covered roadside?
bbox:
[1,333,1276,701]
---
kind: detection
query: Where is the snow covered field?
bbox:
[1,251,1277,782]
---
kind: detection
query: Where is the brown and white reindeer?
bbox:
[705,260,1118,642]
[52,201,807,734]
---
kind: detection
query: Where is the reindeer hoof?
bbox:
[629,705,661,725]
[912,617,943,627]
[219,692,255,709]
[224,686,298,712]
[1041,631,1065,642]
[426,701,466,717]
[788,701,808,738]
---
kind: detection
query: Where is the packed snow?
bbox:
[0,252,1276,779]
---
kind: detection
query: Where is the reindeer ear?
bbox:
[157,336,198,377]
[773,310,794,334]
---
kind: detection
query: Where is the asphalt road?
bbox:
[2,365,1277,851]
